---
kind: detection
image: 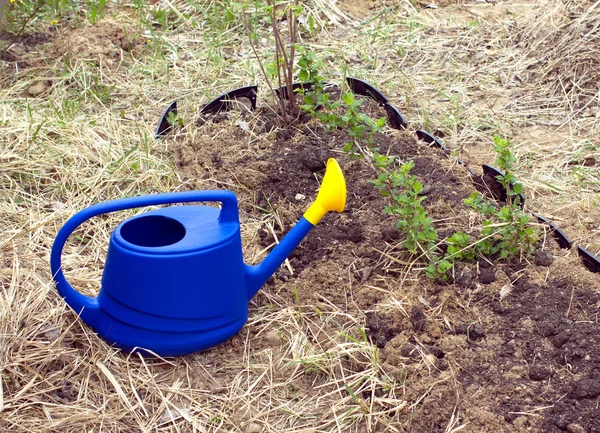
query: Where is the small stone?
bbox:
[264,331,281,347]
[534,249,554,267]
[295,193,306,201]
[411,306,427,331]
[479,267,496,284]
[567,423,588,433]
[528,365,551,381]
[455,323,486,339]
[360,267,372,282]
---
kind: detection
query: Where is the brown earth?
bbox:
[0,17,143,92]
[167,94,600,432]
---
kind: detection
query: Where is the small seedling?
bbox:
[296,48,385,157]
[463,136,539,259]
[166,111,183,127]
[370,158,438,255]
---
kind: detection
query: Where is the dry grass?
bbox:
[1,0,599,431]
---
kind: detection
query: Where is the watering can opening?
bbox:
[120,215,186,247]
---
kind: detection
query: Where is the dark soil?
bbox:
[254,121,476,279]
[464,268,600,433]
[167,97,600,433]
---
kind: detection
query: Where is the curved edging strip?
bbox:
[155,100,178,138]
[173,79,599,275]
[200,85,258,115]
[533,214,573,249]
[578,247,600,273]
[482,164,525,208]
[346,77,388,106]
[383,103,407,130]
[455,158,477,177]
[416,129,448,151]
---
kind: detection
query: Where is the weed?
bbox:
[88,75,115,104]
[166,111,183,127]
[425,231,474,280]
[0,0,106,39]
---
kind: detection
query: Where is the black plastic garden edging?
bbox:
[533,214,573,249]
[416,129,448,151]
[383,103,407,130]
[578,246,600,273]
[155,100,178,138]
[482,164,526,208]
[346,77,388,106]
[200,85,258,115]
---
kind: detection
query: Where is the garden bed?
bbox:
[161,92,600,432]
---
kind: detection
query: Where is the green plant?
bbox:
[465,192,538,259]
[295,48,385,157]
[1,0,54,38]
[88,74,115,104]
[425,231,474,280]
[492,134,524,205]
[0,0,108,37]
[370,158,438,255]
[463,136,539,259]
[166,111,183,127]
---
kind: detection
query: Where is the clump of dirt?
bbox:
[56,19,143,60]
[337,0,380,19]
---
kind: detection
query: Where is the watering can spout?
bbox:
[245,158,346,299]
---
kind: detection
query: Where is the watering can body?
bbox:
[51,159,346,357]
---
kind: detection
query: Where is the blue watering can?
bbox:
[51,159,346,356]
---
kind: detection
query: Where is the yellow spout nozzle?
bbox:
[303,158,347,226]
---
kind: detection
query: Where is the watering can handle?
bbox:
[50,190,238,320]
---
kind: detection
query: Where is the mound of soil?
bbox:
[166,99,600,432]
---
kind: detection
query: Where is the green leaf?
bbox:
[342,92,355,105]
[511,182,524,194]
[298,70,309,82]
